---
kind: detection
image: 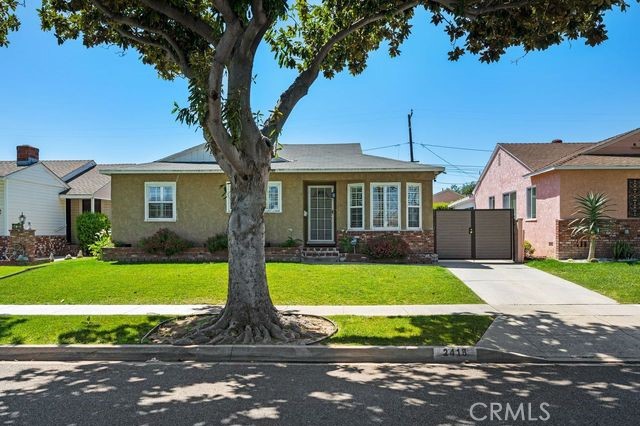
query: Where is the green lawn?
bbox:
[329,315,493,346]
[0,258,482,305]
[0,315,493,346]
[0,265,30,278]
[528,259,640,303]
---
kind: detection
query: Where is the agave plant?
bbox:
[569,192,613,262]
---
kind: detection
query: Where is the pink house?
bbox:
[474,128,640,259]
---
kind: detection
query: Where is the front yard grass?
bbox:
[0,265,30,278]
[0,258,482,305]
[528,259,640,303]
[0,315,493,346]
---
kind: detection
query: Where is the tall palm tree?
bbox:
[569,192,613,262]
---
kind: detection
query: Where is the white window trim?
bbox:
[225,181,282,214]
[406,182,422,230]
[347,183,365,231]
[370,182,401,231]
[144,182,177,222]
[266,181,283,213]
[502,190,517,217]
[526,186,537,219]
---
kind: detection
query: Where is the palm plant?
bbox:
[569,192,613,262]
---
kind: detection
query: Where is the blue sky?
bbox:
[1,4,639,192]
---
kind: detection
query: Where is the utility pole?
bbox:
[407,109,416,162]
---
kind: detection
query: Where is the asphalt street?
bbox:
[0,362,638,425]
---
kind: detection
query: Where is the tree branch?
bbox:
[204,21,245,174]
[263,0,419,138]
[137,0,218,43]
[90,0,194,78]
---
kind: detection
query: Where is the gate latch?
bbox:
[468,227,474,235]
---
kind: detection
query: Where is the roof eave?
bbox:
[526,164,640,177]
[101,166,444,175]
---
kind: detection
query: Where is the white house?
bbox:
[449,195,475,210]
[0,145,114,257]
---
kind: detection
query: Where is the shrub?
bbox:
[76,212,111,251]
[140,228,191,256]
[365,235,410,259]
[88,229,114,260]
[433,202,453,211]
[206,233,228,253]
[281,236,302,248]
[524,241,536,259]
[612,241,634,260]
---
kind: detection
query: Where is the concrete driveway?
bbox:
[441,260,640,360]
[441,260,617,306]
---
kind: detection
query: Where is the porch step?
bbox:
[301,247,340,263]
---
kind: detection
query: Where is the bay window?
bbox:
[371,183,400,230]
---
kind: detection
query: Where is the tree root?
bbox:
[148,312,336,346]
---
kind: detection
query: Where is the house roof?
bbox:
[63,164,123,198]
[474,128,640,193]
[498,143,595,171]
[433,189,464,204]
[102,143,445,174]
[0,160,94,180]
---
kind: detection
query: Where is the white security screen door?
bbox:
[308,185,335,243]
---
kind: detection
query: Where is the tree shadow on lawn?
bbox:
[56,316,171,344]
[329,315,494,346]
[0,316,28,344]
[0,316,170,345]
[0,361,638,424]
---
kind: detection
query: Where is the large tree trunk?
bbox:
[176,160,307,344]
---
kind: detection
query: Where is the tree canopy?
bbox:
[0,0,633,166]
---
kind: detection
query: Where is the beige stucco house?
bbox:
[101,143,444,253]
[474,128,640,259]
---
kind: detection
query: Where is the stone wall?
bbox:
[336,230,435,254]
[9,229,37,260]
[102,246,302,263]
[556,219,640,259]
[35,236,74,257]
[0,236,8,255]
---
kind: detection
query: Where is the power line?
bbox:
[416,142,492,152]
[417,143,478,179]
[364,141,492,153]
[363,143,408,151]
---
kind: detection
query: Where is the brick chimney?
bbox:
[16,145,39,166]
[551,139,563,144]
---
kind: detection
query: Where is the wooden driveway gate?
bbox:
[434,209,514,260]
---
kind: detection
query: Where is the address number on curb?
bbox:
[434,347,477,362]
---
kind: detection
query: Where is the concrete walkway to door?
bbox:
[441,260,617,306]
[442,260,640,361]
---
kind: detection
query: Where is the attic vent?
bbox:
[551,139,563,144]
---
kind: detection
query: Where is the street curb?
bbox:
[0,344,543,363]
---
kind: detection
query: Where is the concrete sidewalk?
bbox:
[0,304,496,316]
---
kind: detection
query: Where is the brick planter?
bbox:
[102,246,302,263]
[336,230,435,254]
[556,219,640,259]
[341,252,438,264]
[35,236,74,257]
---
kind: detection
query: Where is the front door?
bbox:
[307,185,335,244]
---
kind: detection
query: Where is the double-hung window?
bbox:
[371,183,400,230]
[406,183,422,229]
[526,186,537,219]
[145,182,176,221]
[226,181,282,213]
[488,196,495,209]
[347,183,365,230]
[503,191,517,217]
